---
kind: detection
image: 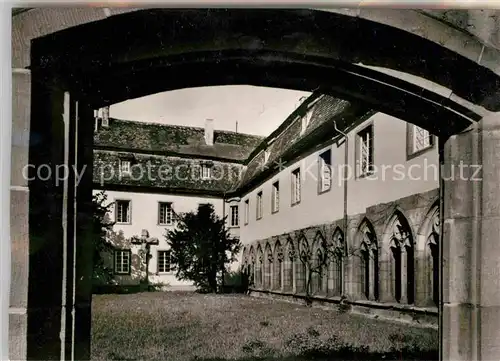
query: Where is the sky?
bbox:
[110,85,312,137]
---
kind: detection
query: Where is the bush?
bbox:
[148,281,170,292]
[221,270,249,294]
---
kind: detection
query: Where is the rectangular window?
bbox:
[291,168,301,205]
[406,124,434,160]
[318,149,332,193]
[357,125,374,177]
[158,250,171,273]
[412,125,432,153]
[272,181,280,213]
[119,160,131,176]
[413,126,431,152]
[256,191,263,220]
[244,199,249,225]
[114,250,131,274]
[201,164,211,180]
[158,202,173,225]
[230,205,239,227]
[115,200,131,224]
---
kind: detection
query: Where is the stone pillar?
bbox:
[442,112,500,361]
[21,71,94,361]
[378,251,393,303]
[368,252,376,300]
[415,247,429,307]
[401,247,408,304]
[344,253,357,299]
[9,68,31,361]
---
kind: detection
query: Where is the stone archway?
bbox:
[8,7,500,361]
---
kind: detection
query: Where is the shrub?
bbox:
[148,281,170,292]
[221,270,249,293]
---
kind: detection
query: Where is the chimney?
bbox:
[204,119,214,146]
[101,106,110,127]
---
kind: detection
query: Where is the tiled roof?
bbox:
[93,151,244,194]
[93,94,373,196]
[238,95,356,189]
[94,119,264,162]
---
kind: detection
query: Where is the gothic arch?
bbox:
[381,207,415,246]
[382,210,415,304]
[296,231,310,293]
[242,247,248,266]
[416,201,440,307]
[297,231,311,260]
[285,236,295,259]
[356,218,378,250]
[273,239,284,291]
[417,200,440,251]
[355,218,379,301]
[331,227,345,296]
[264,242,273,290]
[255,244,264,288]
[311,230,327,294]
[248,245,255,262]
[312,230,326,251]
[283,236,295,292]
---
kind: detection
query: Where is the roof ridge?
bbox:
[108,117,265,138]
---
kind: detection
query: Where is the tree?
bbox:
[166,203,241,293]
[92,190,116,286]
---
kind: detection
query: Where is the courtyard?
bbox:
[91,292,438,361]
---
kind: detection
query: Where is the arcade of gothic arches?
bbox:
[242,204,440,308]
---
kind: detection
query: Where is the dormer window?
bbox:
[119,160,131,176]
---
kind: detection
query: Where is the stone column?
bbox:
[414,245,430,307]
[344,253,357,300]
[378,251,394,303]
[368,252,376,300]
[401,247,408,304]
[9,68,31,361]
[441,112,500,361]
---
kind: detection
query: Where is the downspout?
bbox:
[334,121,348,296]
[221,191,226,293]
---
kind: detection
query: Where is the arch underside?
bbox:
[29,8,500,137]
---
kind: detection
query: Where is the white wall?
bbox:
[346,112,439,215]
[94,189,224,288]
[239,112,439,247]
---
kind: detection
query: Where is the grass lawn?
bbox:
[91,292,438,361]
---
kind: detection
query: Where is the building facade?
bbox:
[94,93,441,325]
[237,94,440,325]
[93,116,262,290]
